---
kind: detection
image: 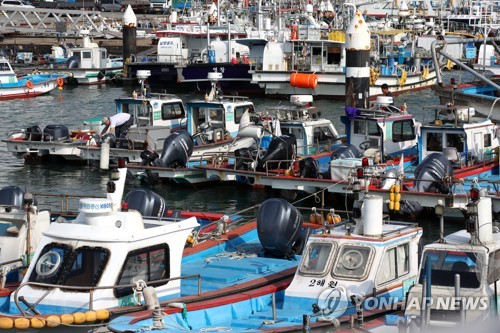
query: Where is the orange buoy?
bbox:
[290,73,318,89]
[26,80,34,90]
[56,77,64,87]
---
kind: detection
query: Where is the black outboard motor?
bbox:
[43,125,69,141]
[124,188,167,218]
[0,186,26,207]
[154,131,194,168]
[299,157,319,179]
[26,125,43,141]
[257,198,304,259]
[256,134,296,172]
[66,55,79,69]
[414,152,453,193]
[234,148,253,170]
[330,144,362,160]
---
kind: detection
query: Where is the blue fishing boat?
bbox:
[0,57,66,100]
[0,162,315,331]
[107,194,422,333]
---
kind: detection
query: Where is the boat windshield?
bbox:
[418,249,482,289]
[300,242,336,276]
[28,243,110,290]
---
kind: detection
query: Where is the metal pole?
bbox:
[272,293,277,322]
[455,273,465,326]
[302,314,311,333]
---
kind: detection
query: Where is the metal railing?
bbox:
[14,273,202,315]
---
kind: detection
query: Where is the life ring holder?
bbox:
[56,77,64,87]
[26,80,34,90]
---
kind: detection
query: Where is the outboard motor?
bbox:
[257,198,304,259]
[43,125,69,142]
[414,152,453,193]
[26,125,43,141]
[256,134,296,172]
[299,157,319,179]
[154,131,194,168]
[0,186,26,207]
[330,144,362,160]
[234,148,254,170]
[66,55,79,69]
[124,188,167,218]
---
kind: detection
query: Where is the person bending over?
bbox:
[100,113,134,139]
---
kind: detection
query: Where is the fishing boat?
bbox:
[2,70,186,163]
[63,29,123,85]
[107,193,422,333]
[249,4,437,99]
[0,161,316,332]
[201,95,418,190]
[126,72,258,184]
[351,189,500,332]
[0,57,66,100]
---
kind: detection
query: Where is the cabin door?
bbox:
[473,132,484,161]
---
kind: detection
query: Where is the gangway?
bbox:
[0,6,123,38]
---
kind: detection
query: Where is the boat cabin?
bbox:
[405,194,500,325]
[12,171,198,314]
[341,98,419,162]
[278,195,422,320]
[66,31,111,70]
[0,57,17,85]
[187,96,253,145]
[419,105,499,165]
[262,95,340,156]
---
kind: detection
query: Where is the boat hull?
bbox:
[432,84,500,122]
[250,69,437,99]
[0,74,63,100]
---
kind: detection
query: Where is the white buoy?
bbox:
[477,197,493,244]
[362,195,383,236]
[100,140,110,170]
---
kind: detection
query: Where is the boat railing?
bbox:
[13,273,203,315]
[31,192,102,216]
[355,105,406,117]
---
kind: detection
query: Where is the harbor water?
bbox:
[0,76,468,241]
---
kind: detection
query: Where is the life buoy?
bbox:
[56,77,64,87]
[26,80,34,90]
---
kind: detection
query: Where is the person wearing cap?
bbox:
[100,113,134,138]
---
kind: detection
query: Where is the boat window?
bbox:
[101,50,106,60]
[484,133,492,148]
[234,105,253,124]
[29,243,72,285]
[488,250,500,284]
[376,243,409,285]
[282,127,303,139]
[418,250,481,289]
[72,51,81,60]
[446,133,465,152]
[115,244,170,298]
[313,126,336,143]
[82,51,91,59]
[61,247,110,290]
[426,132,443,151]
[353,120,365,135]
[333,245,373,280]
[392,120,415,142]
[162,103,185,120]
[300,242,335,276]
[367,122,381,136]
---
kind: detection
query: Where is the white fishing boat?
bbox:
[0,57,66,100]
[64,30,123,85]
[2,70,186,163]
